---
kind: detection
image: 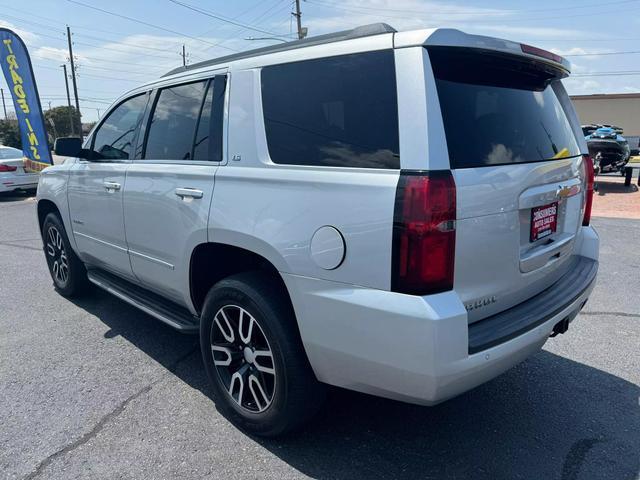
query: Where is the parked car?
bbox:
[37,24,599,436]
[0,145,38,193]
[582,124,631,174]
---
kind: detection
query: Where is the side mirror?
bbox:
[54,137,87,158]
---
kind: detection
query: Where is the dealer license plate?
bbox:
[530,202,558,242]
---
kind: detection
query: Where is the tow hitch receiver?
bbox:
[550,306,583,337]
[551,317,570,337]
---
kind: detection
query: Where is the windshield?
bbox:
[428,47,580,169]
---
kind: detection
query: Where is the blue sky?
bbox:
[1,0,640,123]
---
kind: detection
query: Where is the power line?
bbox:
[573,70,640,76]
[34,63,145,83]
[72,39,184,61]
[166,0,293,39]
[0,2,220,59]
[193,0,291,52]
[565,50,640,57]
[0,12,66,33]
[524,38,640,42]
[76,63,165,77]
[66,0,238,51]
[75,32,187,55]
[247,0,290,26]
[0,9,186,61]
[306,0,640,25]
[307,0,639,16]
[39,96,114,105]
[77,55,177,69]
[73,72,144,83]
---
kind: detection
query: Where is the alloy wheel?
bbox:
[210,305,276,413]
[46,226,69,286]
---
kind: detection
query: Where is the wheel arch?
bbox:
[189,242,292,316]
[37,199,61,236]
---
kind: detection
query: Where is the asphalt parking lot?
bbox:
[1,191,639,480]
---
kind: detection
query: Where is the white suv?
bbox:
[38,24,599,436]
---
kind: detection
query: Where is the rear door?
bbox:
[67,93,148,280]
[123,74,226,308]
[427,47,587,322]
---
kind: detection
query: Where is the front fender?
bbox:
[36,164,76,252]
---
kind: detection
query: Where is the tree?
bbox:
[0,119,21,149]
[44,106,81,140]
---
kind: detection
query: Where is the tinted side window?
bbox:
[193,75,227,161]
[144,81,207,160]
[91,94,147,160]
[261,50,399,169]
[192,83,213,160]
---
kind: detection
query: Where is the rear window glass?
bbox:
[261,50,399,169]
[429,47,580,169]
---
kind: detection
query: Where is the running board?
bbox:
[87,269,199,333]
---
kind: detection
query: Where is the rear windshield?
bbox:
[429,47,580,169]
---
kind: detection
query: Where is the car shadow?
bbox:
[595,177,639,196]
[71,289,640,480]
[0,190,37,202]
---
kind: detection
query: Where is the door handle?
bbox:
[103,181,121,192]
[175,187,203,199]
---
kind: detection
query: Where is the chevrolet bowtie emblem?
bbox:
[557,184,580,199]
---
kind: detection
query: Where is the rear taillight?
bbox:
[0,164,17,172]
[582,155,594,226]
[392,171,456,296]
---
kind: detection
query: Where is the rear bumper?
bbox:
[284,226,599,406]
[468,255,597,354]
[0,173,38,192]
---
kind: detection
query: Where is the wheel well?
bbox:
[37,200,61,234]
[190,243,289,314]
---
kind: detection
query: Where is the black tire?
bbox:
[42,212,89,297]
[200,271,325,436]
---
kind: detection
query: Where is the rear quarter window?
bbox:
[261,50,399,169]
[429,47,580,169]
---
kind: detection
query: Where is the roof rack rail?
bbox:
[162,23,396,77]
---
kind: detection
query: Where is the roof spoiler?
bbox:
[396,28,571,74]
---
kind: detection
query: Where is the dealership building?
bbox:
[570,93,640,136]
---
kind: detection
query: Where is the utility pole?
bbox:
[48,101,52,110]
[182,44,186,66]
[293,0,306,40]
[0,88,6,119]
[66,25,82,136]
[61,64,75,136]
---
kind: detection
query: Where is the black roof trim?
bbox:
[162,23,396,77]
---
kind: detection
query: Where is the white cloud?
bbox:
[467,25,591,40]
[303,0,515,34]
[563,78,602,95]
[33,46,72,63]
[0,20,38,44]
[549,47,613,62]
